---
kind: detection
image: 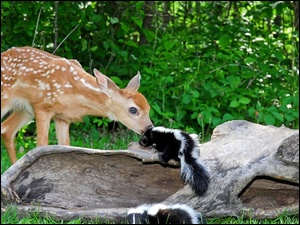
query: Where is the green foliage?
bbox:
[1,1,298,141]
[1,4,298,224]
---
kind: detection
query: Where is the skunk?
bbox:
[126,203,206,224]
[139,126,210,196]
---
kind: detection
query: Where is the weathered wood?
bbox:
[1,120,299,221]
[162,120,299,219]
[1,146,182,222]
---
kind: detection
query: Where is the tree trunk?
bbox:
[140,1,154,45]
[294,1,299,31]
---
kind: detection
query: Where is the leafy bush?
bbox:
[1,1,298,142]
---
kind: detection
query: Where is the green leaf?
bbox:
[182,94,191,104]
[176,109,186,121]
[143,67,154,75]
[241,71,256,78]
[131,16,143,28]
[259,63,270,73]
[81,39,87,51]
[264,114,275,125]
[164,41,174,51]
[201,110,213,124]
[218,35,230,48]
[110,76,123,86]
[90,46,98,52]
[208,107,219,113]
[293,95,299,107]
[212,117,221,127]
[282,96,293,105]
[291,110,299,118]
[110,17,119,24]
[103,41,110,50]
[226,75,240,88]
[125,41,139,48]
[273,51,284,61]
[279,105,288,112]
[271,111,284,122]
[163,76,173,83]
[244,57,256,64]
[193,90,200,98]
[1,1,10,8]
[248,108,256,117]
[239,97,251,104]
[142,29,155,42]
[121,23,130,33]
[284,113,295,122]
[229,100,240,108]
[152,103,162,115]
[157,62,168,70]
[222,113,234,121]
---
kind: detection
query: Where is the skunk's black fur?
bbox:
[126,203,206,224]
[139,126,210,196]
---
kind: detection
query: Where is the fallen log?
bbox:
[160,120,299,219]
[1,120,298,221]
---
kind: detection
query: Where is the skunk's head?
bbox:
[139,126,180,147]
[139,126,168,146]
[127,203,207,224]
[139,126,155,147]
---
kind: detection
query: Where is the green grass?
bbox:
[1,121,299,224]
[1,205,299,224]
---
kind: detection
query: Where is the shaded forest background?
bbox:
[1,1,299,140]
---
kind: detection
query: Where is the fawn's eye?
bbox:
[129,107,138,114]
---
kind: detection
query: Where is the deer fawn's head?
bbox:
[93,69,153,134]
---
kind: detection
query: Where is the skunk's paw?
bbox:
[158,153,168,164]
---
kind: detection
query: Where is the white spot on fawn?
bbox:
[64,83,73,88]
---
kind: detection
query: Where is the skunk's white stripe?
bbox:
[127,203,201,224]
[152,126,176,133]
[147,203,168,216]
[152,127,182,141]
[152,126,190,157]
[170,203,200,224]
[190,133,201,158]
[127,203,150,215]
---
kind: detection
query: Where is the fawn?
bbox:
[1,46,153,164]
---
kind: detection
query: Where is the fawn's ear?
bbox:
[126,71,141,91]
[93,69,114,97]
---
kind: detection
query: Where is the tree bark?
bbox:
[294,1,299,31]
[140,1,154,45]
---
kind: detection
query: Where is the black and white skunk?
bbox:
[139,126,210,196]
[126,203,206,224]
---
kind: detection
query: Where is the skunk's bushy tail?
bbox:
[181,158,210,196]
[180,133,210,196]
